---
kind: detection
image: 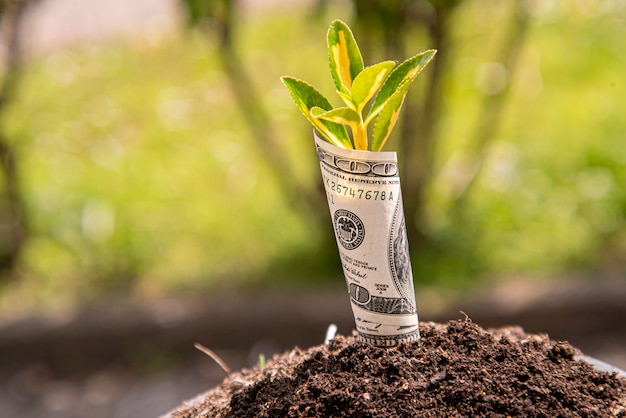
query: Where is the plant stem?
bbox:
[354,121,367,150]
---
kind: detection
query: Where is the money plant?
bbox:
[281,19,436,152]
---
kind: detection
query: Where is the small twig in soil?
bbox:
[458,311,470,322]
[194,343,231,374]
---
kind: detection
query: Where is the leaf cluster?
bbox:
[282,19,436,151]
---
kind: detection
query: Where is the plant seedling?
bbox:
[281,19,436,152]
[257,353,266,369]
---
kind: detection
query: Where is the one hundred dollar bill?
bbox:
[315,134,419,346]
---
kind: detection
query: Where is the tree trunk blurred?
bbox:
[0,0,28,280]
[179,0,340,273]
[351,0,461,251]
[450,0,531,210]
[179,0,324,217]
[351,0,530,255]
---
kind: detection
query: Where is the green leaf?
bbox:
[281,76,352,148]
[351,61,396,113]
[371,90,406,152]
[366,49,436,125]
[327,19,364,94]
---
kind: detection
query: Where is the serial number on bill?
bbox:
[324,176,394,201]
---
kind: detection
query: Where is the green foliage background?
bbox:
[1,1,625,313]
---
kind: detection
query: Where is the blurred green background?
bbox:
[1,0,625,316]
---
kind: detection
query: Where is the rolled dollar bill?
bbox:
[314,133,419,347]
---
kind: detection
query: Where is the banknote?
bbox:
[315,134,419,346]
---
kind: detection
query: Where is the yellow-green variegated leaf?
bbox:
[371,90,406,152]
[366,49,436,125]
[327,19,364,94]
[351,61,396,113]
[312,106,360,126]
[336,90,356,111]
[281,76,352,149]
[312,106,366,150]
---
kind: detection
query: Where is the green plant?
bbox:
[281,19,436,152]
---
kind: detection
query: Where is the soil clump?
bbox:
[169,317,626,417]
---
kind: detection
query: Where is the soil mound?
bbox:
[169,318,626,417]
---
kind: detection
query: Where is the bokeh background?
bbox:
[0,0,625,417]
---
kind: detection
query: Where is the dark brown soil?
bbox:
[169,317,626,417]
